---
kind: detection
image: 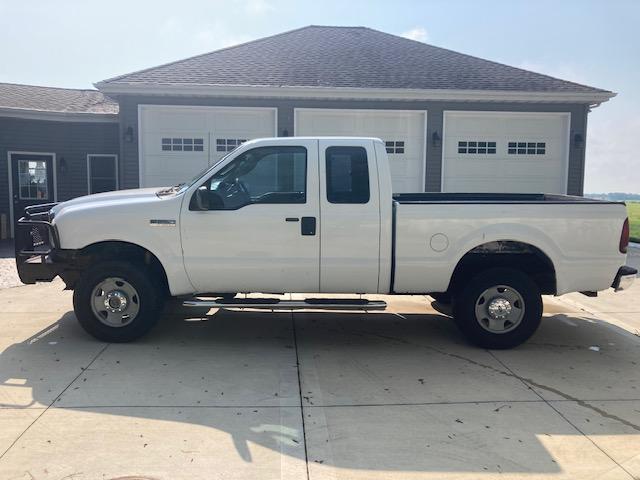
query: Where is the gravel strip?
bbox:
[0,241,21,289]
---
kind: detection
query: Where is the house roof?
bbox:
[0,82,118,121]
[97,26,613,103]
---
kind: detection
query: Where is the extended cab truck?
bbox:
[15,137,636,348]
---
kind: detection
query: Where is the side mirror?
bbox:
[190,186,210,211]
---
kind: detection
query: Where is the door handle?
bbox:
[301,217,316,236]
[285,217,300,222]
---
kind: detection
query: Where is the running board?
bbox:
[182,297,387,311]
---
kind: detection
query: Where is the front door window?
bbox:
[18,160,49,200]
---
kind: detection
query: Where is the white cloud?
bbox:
[401,27,428,43]
[244,0,274,15]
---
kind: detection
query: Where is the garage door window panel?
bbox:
[162,137,204,152]
[385,141,405,154]
[508,142,546,155]
[201,146,307,210]
[458,141,496,154]
[217,138,248,152]
[326,146,370,204]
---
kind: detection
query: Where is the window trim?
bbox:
[325,145,371,204]
[87,154,119,194]
[191,145,308,211]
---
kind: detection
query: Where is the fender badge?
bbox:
[149,219,176,226]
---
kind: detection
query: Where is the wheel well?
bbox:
[447,241,556,295]
[61,241,169,294]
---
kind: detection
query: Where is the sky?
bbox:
[0,0,638,193]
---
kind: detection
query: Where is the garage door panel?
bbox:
[139,106,276,188]
[295,109,426,193]
[443,112,569,194]
[444,158,564,178]
[143,109,208,132]
[446,176,564,194]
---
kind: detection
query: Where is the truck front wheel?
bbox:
[73,261,163,342]
[452,268,542,349]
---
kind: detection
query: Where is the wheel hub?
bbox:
[91,277,140,328]
[474,285,525,334]
[104,291,128,313]
[487,297,512,319]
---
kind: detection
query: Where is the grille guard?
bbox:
[15,203,61,284]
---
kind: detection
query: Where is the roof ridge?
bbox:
[97,25,319,86]
[366,27,612,93]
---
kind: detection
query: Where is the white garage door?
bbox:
[442,111,570,194]
[138,105,277,187]
[295,108,426,192]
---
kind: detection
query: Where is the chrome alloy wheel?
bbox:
[90,277,140,327]
[474,285,525,334]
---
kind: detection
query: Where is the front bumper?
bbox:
[611,265,637,292]
[15,204,62,284]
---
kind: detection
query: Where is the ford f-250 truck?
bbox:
[15,137,636,348]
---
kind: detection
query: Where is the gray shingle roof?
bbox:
[0,82,118,114]
[99,26,609,94]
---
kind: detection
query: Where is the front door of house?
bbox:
[11,153,55,228]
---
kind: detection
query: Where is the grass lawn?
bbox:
[627,201,640,243]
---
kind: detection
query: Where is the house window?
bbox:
[88,154,118,194]
[385,141,405,154]
[457,141,497,154]
[18,160,48,200]
[161,137,204,152]
[216,138,248,152]
[508,142,546,155]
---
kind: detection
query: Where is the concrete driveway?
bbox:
[0,276,639,480]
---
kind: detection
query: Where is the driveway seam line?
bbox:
[8,397,640,409]
[488,350,635,479]
[291,312,310,480]
[0,342,110,461]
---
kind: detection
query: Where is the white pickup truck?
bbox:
[15,137,635,348]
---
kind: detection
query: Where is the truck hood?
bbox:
[51,188,164,215]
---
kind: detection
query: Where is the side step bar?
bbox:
[182,297,387,311]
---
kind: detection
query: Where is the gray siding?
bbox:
[116,95,589,195]
[0,117,119,226]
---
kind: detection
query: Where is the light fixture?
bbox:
[573,133,584,149]
[432,131,441,147]
[59,157,67,174]
[123,126,134,143]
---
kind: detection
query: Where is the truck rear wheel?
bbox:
[73,261,162,342]
[452,268,542,349]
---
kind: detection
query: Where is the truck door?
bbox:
[180,139,320,293]
[318,139,381,293]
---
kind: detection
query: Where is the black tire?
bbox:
[452,267,542,349]
[73,261,163,342]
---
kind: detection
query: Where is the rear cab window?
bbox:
[325,146,370,204]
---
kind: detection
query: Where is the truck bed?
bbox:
[393,193,623,204]
[391,194,628,296]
